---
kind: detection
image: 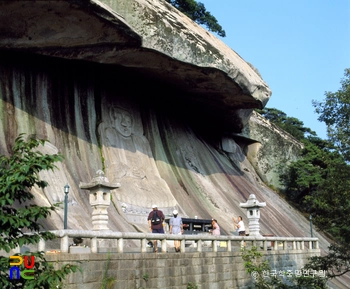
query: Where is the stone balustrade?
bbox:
[38,230,319,254]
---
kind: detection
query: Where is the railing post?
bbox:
[301,240,305,250]
[38,238,46,252]
[227,240,232,252]
[197,240,202,252]
[274,240,278,251]
[141,238,147,253]
[315,240,319,249]
[263,240,267,251]
[292,241,296,250]
[212,240,217,252]
[161,239,167,253]
[91,237,98,253]
[283,240,287,250]
[180,239,185,253]
[61,235,69,253]
[241,238,246,249]
[117,238,123,253]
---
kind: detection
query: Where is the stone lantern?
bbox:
[240,194,266,236]
[79,170,120,230]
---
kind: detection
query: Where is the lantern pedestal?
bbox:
[80,170,120,231]
[240,194,266,236]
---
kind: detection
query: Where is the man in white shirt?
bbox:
[233,216,246,247]
[233,216,246,236]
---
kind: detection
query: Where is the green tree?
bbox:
[280,137,339,205]
[282,158,350,287]
[259,70,350,280]
[304,69,350,278]
[166,0,226,37]
[305,244,350,279]
[304,160,350,243]
[280,138,350,281]
[256,107,316,141]
[276,68,350,281]
[313,68,350,162]
[0,134,78,288]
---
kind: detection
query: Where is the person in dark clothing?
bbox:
[147,204,165,252]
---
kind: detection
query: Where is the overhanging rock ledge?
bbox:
[0,0,272,131]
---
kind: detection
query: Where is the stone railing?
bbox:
[38,230,319,254]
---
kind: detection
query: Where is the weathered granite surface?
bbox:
[0,2,347,287]
[0,0,322,241]
[241,111,304,190]
[0,0,271,132]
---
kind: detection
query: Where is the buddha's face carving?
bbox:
[110,107,133,137]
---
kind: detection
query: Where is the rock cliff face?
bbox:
[0,0,327,249]
[241,111,304,190]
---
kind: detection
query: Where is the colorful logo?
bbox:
[9,256,35,280]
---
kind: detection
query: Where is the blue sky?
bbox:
[199,0,350,139]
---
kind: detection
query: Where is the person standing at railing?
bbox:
[169,210,183,252]
[233,216,246,247]
[210,219,221,247]
[233,216,246,236]
[210,219,220,236]
[147,204,165,252]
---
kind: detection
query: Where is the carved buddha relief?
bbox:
[105,107,147,181]
[99,105,176,209]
